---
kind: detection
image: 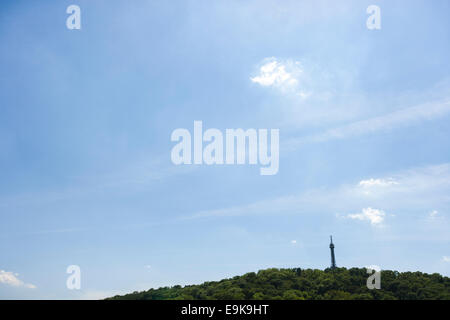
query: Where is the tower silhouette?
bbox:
[329,235,337,269]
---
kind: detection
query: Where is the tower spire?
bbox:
[329,235,337,269]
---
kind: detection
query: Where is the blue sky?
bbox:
[0,0,449,299]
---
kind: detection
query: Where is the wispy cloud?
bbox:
[284,99,450,150]
[0,270,36,289]
[443,256,450,263]
[0,155,195,210]
[429,210,439,218]
[184,163,450,231]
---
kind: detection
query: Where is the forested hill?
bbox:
[107,267,450,300]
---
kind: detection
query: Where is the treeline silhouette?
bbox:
[107,267,450,300]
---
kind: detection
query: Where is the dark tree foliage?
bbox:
[107,267,450,300]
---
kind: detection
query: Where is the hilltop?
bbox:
[107,267,450,300]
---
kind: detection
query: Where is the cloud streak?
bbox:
[0,155,196,210]
[284,99,450,150]
[184,163,450,231]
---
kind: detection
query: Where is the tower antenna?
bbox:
[329,235,337,269]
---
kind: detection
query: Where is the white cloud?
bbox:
[291,240,297,245]
[443,256,450,263]
[359,178,398,188]
[0,270,36,289]
[347,207,386,226]
[429,210,439,218]
[251,57,308,96]
[358,178,399,196]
